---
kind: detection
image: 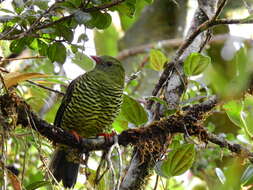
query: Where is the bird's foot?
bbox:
[69,130,82,142]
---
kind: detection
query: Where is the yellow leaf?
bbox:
[149,49,168,71]
[33,80,57,85]
[3,72,49,88]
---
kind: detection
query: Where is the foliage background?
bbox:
[1,0,253,190]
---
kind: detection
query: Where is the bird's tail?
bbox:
[49,148,80,188]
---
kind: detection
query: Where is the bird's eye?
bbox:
[106,62,113,66]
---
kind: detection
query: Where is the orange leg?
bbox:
[97,131,116,142]
[70,130,82,142]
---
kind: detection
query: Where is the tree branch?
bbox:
[8,90,253,164]
[0,93,217,152]
[1,0,126,40]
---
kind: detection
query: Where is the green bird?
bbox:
[49,55,125,188]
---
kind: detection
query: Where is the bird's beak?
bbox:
[90,56,102,64]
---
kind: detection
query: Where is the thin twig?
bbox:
[211,0,228,21]
[27,80,65,96]
[82,0,125,12]
[153,175,159,190]
[21,143,28,184]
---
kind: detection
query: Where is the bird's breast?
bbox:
[60,75,123,137]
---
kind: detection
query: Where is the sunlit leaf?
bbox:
[149,49,168,71]
[112,111,128,133]
[155,144,196,178]
[184,52,211,76]
[223,100,244,128]
[121,94,148,125]
[3,72,49,88]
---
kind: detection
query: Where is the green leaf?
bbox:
[38,40,48,56]
[236,94,253,137]
[77,33,88,43]
[74,10,92,24]
[9,37,33,54]
[96,12,112,29]
[223,100,244,128]
[47,42,66,64]
[112,111,128,133]
[147,96,168,106]
[149,49,168,71]
[115,0,136,18]
[184,52,211,76]
[25,180,50,190]
[155,144,195,178]
[207,47,253,100]
[145,0,153,3]
[241,165,253,185]
[0,8,15,14]
[72,52,94,71]
[56,25,73,42]
[86,12,112,29]
[121,94,148,125]
[215,168,226,184]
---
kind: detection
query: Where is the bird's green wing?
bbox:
[54,76,81,127]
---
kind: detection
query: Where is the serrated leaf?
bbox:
[184,52,211,76]
[149,49,168,71]
[215,168,226,184]
[155,144,195,178]
[121,94,148,125]
[3,72,49,88]
[47,42,66,64]
[25,180,50,190]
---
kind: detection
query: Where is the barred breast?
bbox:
[60,74,123,137]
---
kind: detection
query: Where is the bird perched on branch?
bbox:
[49,55,125,188]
